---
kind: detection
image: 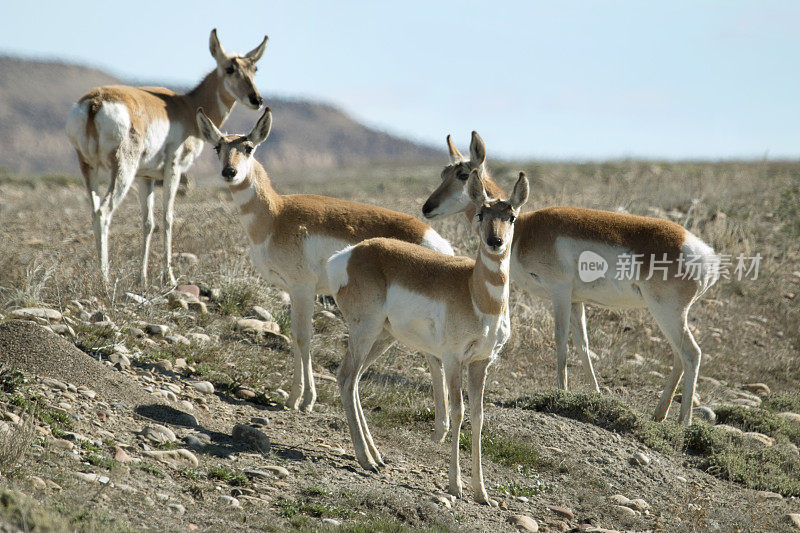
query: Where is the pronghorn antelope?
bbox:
[194,107,455,417]
[66,29,268,286]
[327,170,528,505]
[422,133,720,425]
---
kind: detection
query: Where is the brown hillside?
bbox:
[0,56,441,176]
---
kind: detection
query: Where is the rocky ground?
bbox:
[0,161,799,531]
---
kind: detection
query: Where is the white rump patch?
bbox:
[326,244,356,298]
[420,228,454,256]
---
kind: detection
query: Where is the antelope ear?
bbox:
[469,131,486,166]
[509,172,529,210]
[196,108,222,145]
[245,35,269,62]
[209,28,229,63]
[467,169,489,206]
[248,107,273,146]
[446,134,463,164]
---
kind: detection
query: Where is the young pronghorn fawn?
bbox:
[327,170,528,505]
[66,29,267,286]
[422,133,720,425]
[195,107,455,417]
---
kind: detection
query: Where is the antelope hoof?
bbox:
[475,493,497,507]
[432,427,448,444]
[448,482,463,499]
[299,393,316,412]
[359,461,381,473]
[286,392,303,411]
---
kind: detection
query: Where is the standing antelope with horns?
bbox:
[327,170,528,505]
[194,107,455,421]
[66,29,267,286]
[422,133,719,425]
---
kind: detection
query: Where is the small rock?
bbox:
[90,310,108,323]
[220,495,241,508]
[128,327,146,338]
[674,393,701,407]
[248,306,274,321]
[631,452,651,466]
[756,490,782,500]
[42,377,68,391]
[165,334,190,346]
[187,300,207,314]
[186,333,210,344]
[548,505,574,519]
[235,318,281,335]
[629,498,649,511]
[276,291,291,305]
[50,323,75,337]
[778,412,800,424]
[124,292,147,305]
[173,358,188,370]
[693,406,717,424]
[508,514,538,532]
[175,252,198,265]
[179,400,194,412]
[108,352,131,368]
[788,514,800,530]
[29,476,47,490]
[77,387,97,399]
[12,307,62,322]
[143,449,199,468]
[153,360,173,373]
[609,494,631,505]
[232,424,270,454]
[275,389,289,400]
[743,432,773,447]
[114,446,133,463]
[716,424,743,435]
[183,435,205,449]
[145,324,169,337]
[74,472,109,484]
[167,503,186,515]
[140,424,177,444]
[613,505,637,517]
[189,381,214,394]
[322,518,341,527]
[251,417,269,427]
[168,297,189,311]
[176,284,201,298]
[246,465,289,479]
[743,383,771,396]
[431,495,451,509]
[235,387,256,400]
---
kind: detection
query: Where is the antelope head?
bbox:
[196,106,273,185]
[422,131,488,218]
[467,170,528,255]
[209,28,268,110]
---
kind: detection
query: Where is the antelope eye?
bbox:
[226,66,235,74]
[509,215,516,223]
[477,212,484,222]
[213,144,221,154]
[244,145,253,155]
[457,172,469,181]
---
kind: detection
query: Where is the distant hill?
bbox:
[0,56,442,177]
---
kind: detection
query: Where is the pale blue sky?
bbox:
[3,1,800,159]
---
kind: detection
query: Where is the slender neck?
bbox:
[469,241,512,315]
[228,160,282,243]
[187,70,237,130]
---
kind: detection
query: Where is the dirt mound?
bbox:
[0,320,156,408]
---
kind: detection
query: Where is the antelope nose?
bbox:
[222,166,237,179]
[487,236,503,248]
[249,93,263,107]
[422,200,434,217]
